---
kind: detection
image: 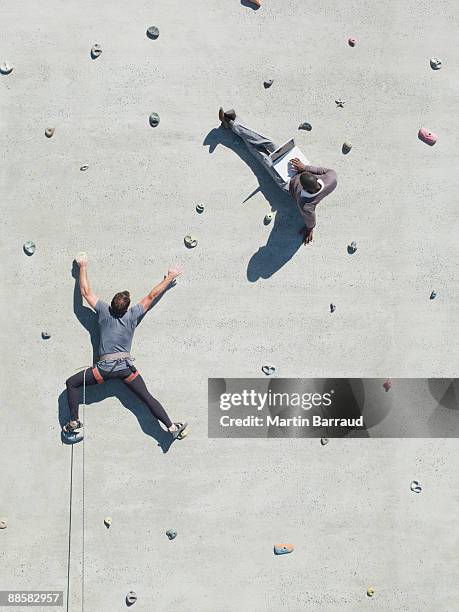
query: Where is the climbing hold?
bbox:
[166,529,177,540]
[430,290,437,300]
[264,213,273,225]
[367,587,375,597]
[342,141,352,154]
[320,438,329,446]
[262,365,276,376]
[41,331,51,340]
[263,79,274,89]
[330,303,336,313]
[75,251,88,264]
[80,165,89,171]
[348,37,357,47]
[146,26,160,40]
[104,517,112,528]
[0,62,13,75]
[23,241,36,256]
[383,378,392,392]
[410,480,422,494]
[418,127,437,146]
[196,203,205,214]
[298,122,312,131]
[184,235,198,249]
[149,112,160,127]
[90,44,102,59]
[430,57,442,70]
[348,241,357,254]
[274,544,294,555]
[126,591,137,605]
[0,520,7,529]
[335,99,345,108]
[45,127,55,138]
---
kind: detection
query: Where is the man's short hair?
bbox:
[111,291,131,316]
[300,171,320,193]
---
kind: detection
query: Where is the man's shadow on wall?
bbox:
[57,263,175,453]
[203,127,304,281]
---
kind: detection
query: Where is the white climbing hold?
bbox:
[262,365,276,376]
[23,241,36,256]
[104,517,112,528]
[410,480,422,494]
[166,528,177,540]
[320,438,329,446]
[0,62,13,75]
[196,203,205,213]
[430,57,442,70]
[45,127,55,138]
[41,331,51,340]
[126,591,137,605]
[367,587,375,597]
[91,44,102,59]
[0,519,7,529]
[264,213,273,225]
[184,235,198,248]
[75,251,88,264]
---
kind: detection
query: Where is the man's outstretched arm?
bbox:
[78,258,98,309]
[139,264,183,313]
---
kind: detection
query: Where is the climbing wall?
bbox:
[1,0,458,610]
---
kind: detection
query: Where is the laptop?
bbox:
[269,138,310,184]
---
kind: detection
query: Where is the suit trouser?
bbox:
[229,117,290,192]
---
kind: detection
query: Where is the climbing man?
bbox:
[218,108,337,245]
[62,253,188,443]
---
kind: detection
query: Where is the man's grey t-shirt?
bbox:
[95,300,145,372]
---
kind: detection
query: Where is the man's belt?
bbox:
[98,352,132,362]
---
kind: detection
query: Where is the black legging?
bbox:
[65,366,173,428]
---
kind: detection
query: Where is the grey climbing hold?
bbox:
[264,213,273,225]
[0,519,7,529]
[262,365,276,376]
[347,241,357,254]
[149,112,160,127]
[410,480,422,494]
[430,57,442,70]
[320,438,329,446]
[41,331,51,340]
[0,62,13,75]
[430,290,437,300]
[298,122,312,131]
[184,235,198,249]
[80,165,89,171]
[45,127,55,138]
[104,517,112,528]
[335,99,345,108]
[23,241,36,256]
[264,79,274,89]
[330,303,336,313]
[166,528,177,540]
[146,26,160,40]
[126,591,137,605]
[91,44,102,59]
[274,544,294,555]
[342,141,352,154]
[196,204,205,213]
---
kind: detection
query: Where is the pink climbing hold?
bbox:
[418,127,437,146]
[383,379,392,392]
[348,37,357,47]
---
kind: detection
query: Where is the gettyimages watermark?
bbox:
[208,378,459,438]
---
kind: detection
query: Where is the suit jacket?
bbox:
[289,165,337,229]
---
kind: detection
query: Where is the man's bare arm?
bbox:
[139,264,183,313]
[78,259,98,309]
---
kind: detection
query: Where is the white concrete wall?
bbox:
[1,1,458,610]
